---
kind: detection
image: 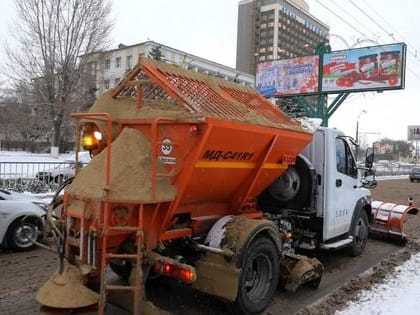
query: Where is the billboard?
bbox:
[321,43,406,93]
[373,143,393,154]
[256,55,319,97]
[408,125,420,141]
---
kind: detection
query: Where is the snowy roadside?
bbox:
[336,252,420,315]
[296,242,420,315]
[0,150,74,162]
[0,151,75,200]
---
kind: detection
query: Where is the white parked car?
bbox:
[36,151,91,183]
[0,189,49,251]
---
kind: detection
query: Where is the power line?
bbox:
[329,1,377,42]
[314,0,420,81]
[314,0,368,39]
[347,0,420,67]
[359,0,420,61]
[407,67,420,81]
[347,0,393,39]
[359,0,416,47]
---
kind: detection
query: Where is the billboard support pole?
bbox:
[315,42,331,127]
[327,92,349,120]
[316,93,327,126]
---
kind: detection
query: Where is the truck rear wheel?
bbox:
[349,210,369,257]
[234,237,279,314]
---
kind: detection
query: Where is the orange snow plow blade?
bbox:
[370,201,419,242]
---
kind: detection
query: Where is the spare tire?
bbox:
[258,155,316,211]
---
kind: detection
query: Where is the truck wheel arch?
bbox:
[195,216,281,304]
[347,198,371,256]
[216,216,281,267]
[349,197,373,231]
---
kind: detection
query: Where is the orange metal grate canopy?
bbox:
[111,58,303,130]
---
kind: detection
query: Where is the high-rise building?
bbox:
[236,0,330,75]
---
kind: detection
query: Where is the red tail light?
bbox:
[154,261,196,283]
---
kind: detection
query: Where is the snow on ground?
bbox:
[0,150,62,163]
[376,175,408,181]
[0,151,67,180]
[0,150,89,179]
[336,252,420,315]
[0,150,76,162]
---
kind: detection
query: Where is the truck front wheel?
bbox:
[349,210,369,257]
[234,237,279,314]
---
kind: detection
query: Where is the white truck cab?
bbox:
[259,127,375,256]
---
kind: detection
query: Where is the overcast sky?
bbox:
[1,0,419,144]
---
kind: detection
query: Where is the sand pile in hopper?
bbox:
[88,91,196,120]
[87,88,288,129]
[68,127,177,202]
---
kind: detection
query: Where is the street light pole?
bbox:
[355,110,367,161]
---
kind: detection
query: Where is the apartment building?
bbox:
[81,41,255,95]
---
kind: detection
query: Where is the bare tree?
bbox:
[4,0,113,150]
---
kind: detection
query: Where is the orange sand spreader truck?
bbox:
[36,58,418,315]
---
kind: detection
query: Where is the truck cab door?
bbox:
[330,137,359,236]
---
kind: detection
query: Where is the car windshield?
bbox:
[413,168,420,173]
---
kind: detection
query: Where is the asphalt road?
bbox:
[0,178,415,314]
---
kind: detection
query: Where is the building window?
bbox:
[126,55,132,69]
[114,78,120,86]
[104,79,110,89]
[115,57,121,68]
[104,59,110,70]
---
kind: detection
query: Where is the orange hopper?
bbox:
[37,58,314,313]
[70,58,314,244]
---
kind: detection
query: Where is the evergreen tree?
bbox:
[148,45,164,61]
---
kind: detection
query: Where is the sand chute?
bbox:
[36,261,98,308]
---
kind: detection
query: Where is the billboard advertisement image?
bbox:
[408,125,420,141]
[256,55,319,97]
[321,43,406,93]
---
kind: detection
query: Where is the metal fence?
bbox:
[0,161,411,194]
[373,165,412,177]
[0,161,87,193]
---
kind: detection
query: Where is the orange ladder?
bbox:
[97,203,145,315]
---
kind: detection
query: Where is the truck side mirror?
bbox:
[365,147,374,169]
